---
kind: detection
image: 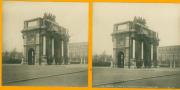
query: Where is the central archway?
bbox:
[28,48,35,65]
[117,51,124,68]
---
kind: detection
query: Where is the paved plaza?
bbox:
[93,67,180,88]
[2,64,87,87]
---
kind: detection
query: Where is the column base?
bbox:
[41,55,47,65]
[130,58,136,68]
[21,58,27,65]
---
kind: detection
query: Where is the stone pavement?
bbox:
[4,70,88,87]
[93,67,180,87]
[111,74,180,88]
[2,64,87,84]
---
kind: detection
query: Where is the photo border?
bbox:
[1,0,180,90]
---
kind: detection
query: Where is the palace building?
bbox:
[111,17,159,68]
[158,45,180,68]
[68,42,88,64]
[21,13,69,65]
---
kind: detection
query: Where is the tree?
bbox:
[2,48,23,64]
[10,48,17,60]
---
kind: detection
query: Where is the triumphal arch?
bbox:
[21,13,69,65]
[112,17,159,68]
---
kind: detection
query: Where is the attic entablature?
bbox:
[21,13,69,37]
[112,17,159,41]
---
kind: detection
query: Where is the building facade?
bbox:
[68,42,88,64]
[112,17,159,68]
[21,13,69,65]
[158,45,180,68]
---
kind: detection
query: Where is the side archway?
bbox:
[28,48,35,65]
[117,51,124,68]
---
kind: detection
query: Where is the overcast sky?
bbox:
[93,3,180,55]
[3,1,88,52]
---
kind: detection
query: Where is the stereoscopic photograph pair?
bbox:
[2,1,180,88]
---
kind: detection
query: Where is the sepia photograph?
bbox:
[93,3,180,88]
[2,1,88,87]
